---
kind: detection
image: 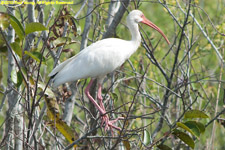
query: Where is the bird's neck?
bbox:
[128,23,142,50]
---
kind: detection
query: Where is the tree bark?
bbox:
[4,1,23,149]
[80,0,93,50]
[24,0,36,51]
[103,0,130,39]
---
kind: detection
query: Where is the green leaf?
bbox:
[10,42,22,58]
[0,46,7,53]
[184,110,209,119]
[24,51,46,64]
[176,122,197,137]
[110,92,118,101]
[38,82,55,99]
[143,129,151,145]
[172,129,195,149]
[0,86,4,95]
[16,70,23,87]
[183,121,200,138]
[157,144,172,150]
[11,68,17,84]
[0,12,10,30]
[184,121,205,134]
[9,14,25,40]
[25,22,47,35]
[0,34,5,47]
[195,121,205,133]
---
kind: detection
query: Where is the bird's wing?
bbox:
[50,38,132,88]
[48,54,78,77]
[50,48,95,88]
[49,38,115,77]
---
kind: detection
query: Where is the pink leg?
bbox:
[85,79,105,115]
[85,79,123,132]
[96,83,124,131]
[97,84,105,111]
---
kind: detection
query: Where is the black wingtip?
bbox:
[50,72,58,79]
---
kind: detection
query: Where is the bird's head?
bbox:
[127,10,170,45]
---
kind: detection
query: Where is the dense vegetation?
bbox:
[0,0,224,149]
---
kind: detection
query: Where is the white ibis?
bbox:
[49,10,170,131]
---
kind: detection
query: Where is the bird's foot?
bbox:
[100,114,124,134]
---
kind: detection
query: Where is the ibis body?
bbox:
[49,10,170,131]
[49,38,139,88]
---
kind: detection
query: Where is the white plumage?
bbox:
[49,38,137,88]
[49,10,169,131]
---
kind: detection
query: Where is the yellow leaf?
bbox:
[122,139,131,150]
[44,95,77,149]
[55,118,76,144]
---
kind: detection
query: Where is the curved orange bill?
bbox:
[141,15,170,45]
